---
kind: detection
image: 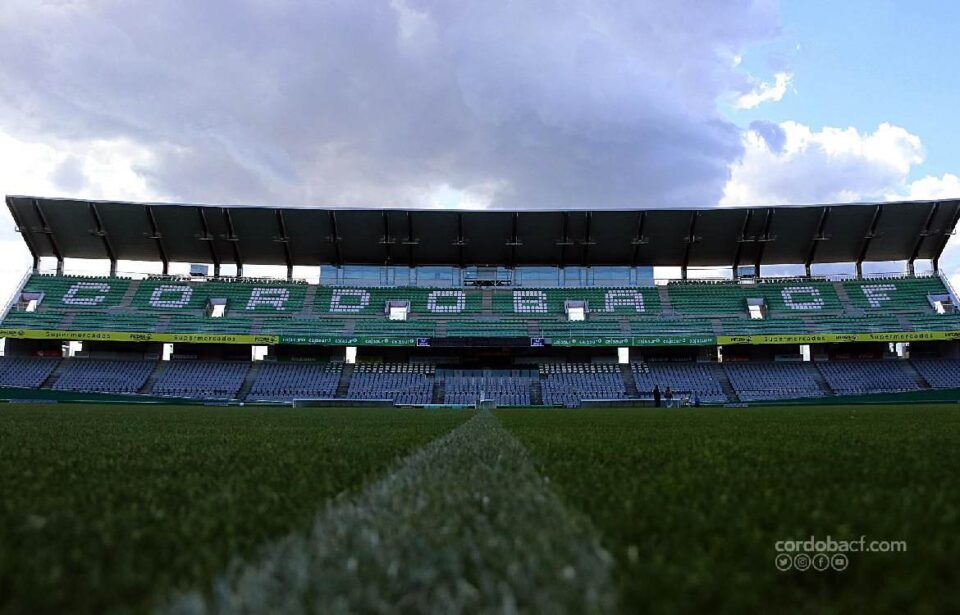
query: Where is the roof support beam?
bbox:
[88,202,117,276]
[681,210,700,280]
[557,213,571,268]
[455,213,465,268]
[631,211,648,267]
[327,210,343,268]
[32,198,64,274]
[222,209,243,277]
[753,208,775,277]
[804,206,831,277]
[907,201,939,275]
[855,204,884,278]
[507,212,521,268]
[731,208,753,278]
[6,197,40,271]
[145,206,170,275]
[379,211,393,265]
[403,212,417,267]
[196,207,221,277]
[275,209,293,280]
[933,202,960,273]
[581,212,594,267]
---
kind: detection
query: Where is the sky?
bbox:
[0,0,958,298]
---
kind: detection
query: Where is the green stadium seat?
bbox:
[3,273,957,345]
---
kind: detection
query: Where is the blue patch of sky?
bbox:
[723,0,960,181]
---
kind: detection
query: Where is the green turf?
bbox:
[0,404,468,614]
[166,410,619,614]
[499,405,960,614]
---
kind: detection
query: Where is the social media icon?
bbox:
[831,553,849,571]
[812,553,830,571]
[794,553,812,571]
[775,554,793,571]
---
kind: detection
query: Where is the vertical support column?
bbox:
[855,204,883,280]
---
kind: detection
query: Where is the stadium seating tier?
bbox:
[4,273,956,342]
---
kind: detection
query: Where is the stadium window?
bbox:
[801,344,811,362]
[416,266,457,287]
[618,347,629,364]
[341,265,381,287]
[381,266,410,287]
[162,343,173,361]
[345,346,357,364]
[319,265,340,286]
[252,345,268,361]
[517,267,560,287]
[593,267,631,286]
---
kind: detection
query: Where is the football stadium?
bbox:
[2,195,960,613]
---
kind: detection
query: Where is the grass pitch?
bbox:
[0,404,467,614]
[499,405,960,614]
[1,403,958,613]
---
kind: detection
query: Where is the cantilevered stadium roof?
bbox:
[6,196,960,271]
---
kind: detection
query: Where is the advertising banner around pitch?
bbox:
[4,328,960,347]
[716,331,960,345]
[0,328,279,345]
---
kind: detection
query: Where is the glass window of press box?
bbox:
[320,265,654,287]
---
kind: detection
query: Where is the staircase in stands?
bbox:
[335,363,355,398]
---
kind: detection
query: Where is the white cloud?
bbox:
[721,121,924,206]
[735,72,792,109]
[722,122,960,284]
[900,173,960,200]
[0,129,169,309]
[0,0,779,210]
[901,173,960,289]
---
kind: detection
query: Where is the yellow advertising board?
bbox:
[3,327,960,347]
[0,328,279,345]
[716,330,960,345]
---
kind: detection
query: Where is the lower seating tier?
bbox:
[2,356,960,404]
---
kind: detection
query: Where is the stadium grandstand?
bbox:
[2,195,960,407]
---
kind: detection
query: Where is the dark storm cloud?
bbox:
[0,0,779,208]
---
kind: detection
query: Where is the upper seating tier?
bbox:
[3,273,955,344]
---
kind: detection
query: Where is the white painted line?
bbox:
[159,411,619,614]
